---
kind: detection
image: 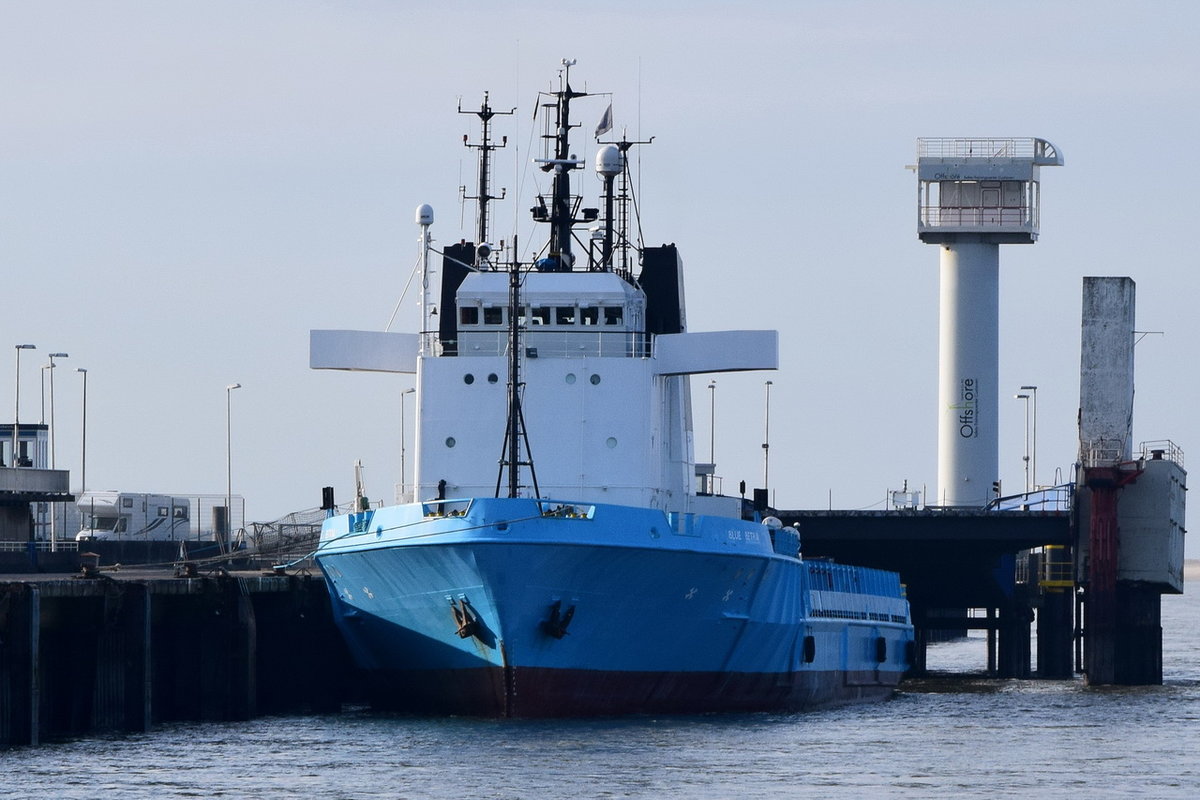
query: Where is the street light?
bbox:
[76,368,88,494]
[47,353,68,468]
[225,382,242,552]
[12,344,36,467]
[763,380,773,495]
[708,380,717,465]
[1019,385,1038,489]
[1015,393,1031,493]
[401,386,415,503]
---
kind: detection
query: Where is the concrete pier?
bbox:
[0,570,354,747]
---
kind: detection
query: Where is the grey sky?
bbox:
[3,1,1197,555]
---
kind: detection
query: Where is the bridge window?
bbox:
[460,307,479,325]
[580,307,599,326]
[531,306,551,326]
[603,307,623,326]
[483,307,503,325]
[555,306,576,325]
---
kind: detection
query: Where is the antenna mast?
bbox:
[531,59,595,272]
[596,133,653,279]
[495,234,541,499]
[459,93,514,265]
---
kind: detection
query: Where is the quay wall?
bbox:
[0,572,356,747]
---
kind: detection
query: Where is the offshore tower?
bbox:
[916,138,1063,507]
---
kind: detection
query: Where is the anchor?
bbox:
[540,599,576,639]
[451,597,478,639]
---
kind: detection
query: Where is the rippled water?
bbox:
[5,588,1197,799]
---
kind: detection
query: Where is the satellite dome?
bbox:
[596,144,622,177]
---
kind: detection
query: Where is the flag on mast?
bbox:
[595,102,613,138]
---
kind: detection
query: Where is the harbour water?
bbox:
[4,577,1197,799]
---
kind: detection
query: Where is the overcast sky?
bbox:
[3,1,1197,555]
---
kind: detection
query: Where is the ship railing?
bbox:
[421,499,473,518]
[918,205,1035,231]
[1038,545,1074,588]
[918,137,1043,160]
[1081,438,1130,468]
[989,483,1074,512]
[1139,439,1184,467]
[541,503,595,520]
[450,330,649,358]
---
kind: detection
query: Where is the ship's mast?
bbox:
[494,234,540,499]
[594,134,653,278]
[459,93,513,264]
[532,59,594,272]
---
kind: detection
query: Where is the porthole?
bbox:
[487,373,499,384]
[565,373,577,385]
[463,374,475,385]
[445,437,457,448]
[590,374,601,385]
[606,437,617,449]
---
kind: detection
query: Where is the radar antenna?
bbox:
[530,59,595,272]
[459,92,514,266]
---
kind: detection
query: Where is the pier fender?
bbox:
[904,639,917,668]
[540,599,576,639]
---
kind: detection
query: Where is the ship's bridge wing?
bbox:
[309,330,418,373]
[653,330,778,375]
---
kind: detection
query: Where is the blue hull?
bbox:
[315,498,913,717]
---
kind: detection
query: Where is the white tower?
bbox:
[917,138,1063,507]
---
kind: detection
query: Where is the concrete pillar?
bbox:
[997,604,1033,679]
[937,240,1000,506]
[1114,583,1163,684]
[1036,587,1075,679]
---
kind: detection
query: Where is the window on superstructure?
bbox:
[555,306,576,325]
[580,307,599,326]
[158,506,168,517]
[603,307,623,326]
[460,307,479,325]
[173,507,187,519]
[483,307,503,325]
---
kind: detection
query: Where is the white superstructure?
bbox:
[311,69,777,517]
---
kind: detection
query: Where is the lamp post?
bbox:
[12,344,36,467]
[1019,385,1038,489]
[1015,392,1031,494]
[47,353,68,468]
[401,386,415,503]
[225,383,241,551]
[40,364,48,424]
[707,380,716,465]
[763,380,773,495]
[76,368,88,494]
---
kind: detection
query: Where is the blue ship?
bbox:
[311,62,913,716]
